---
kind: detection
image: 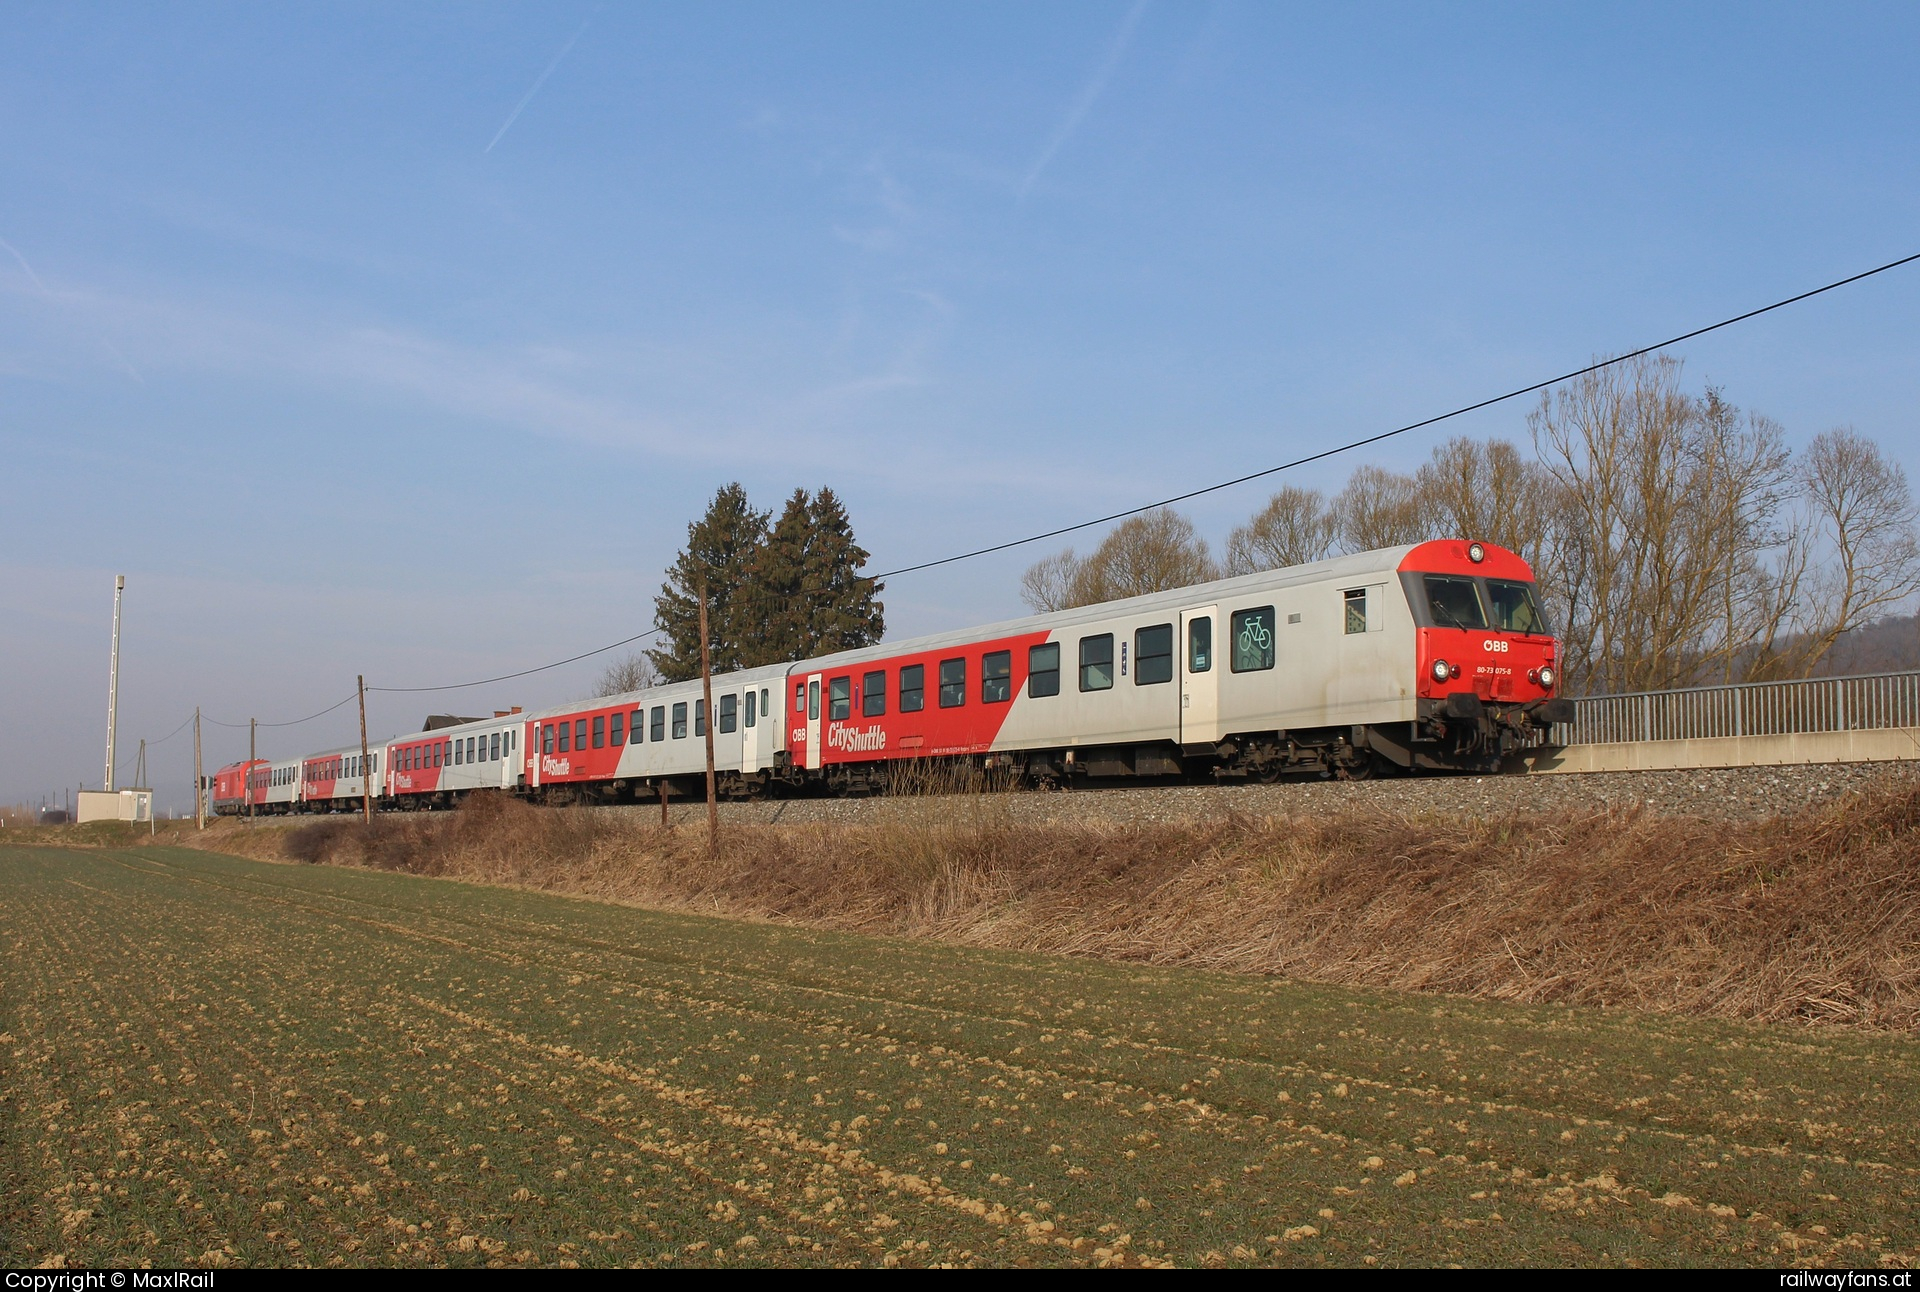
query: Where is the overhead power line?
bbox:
[195,248,1920,721]
[204,692,358,730]
[869,249,1920,581]
[143,711,198,746]
[366,627,661,694]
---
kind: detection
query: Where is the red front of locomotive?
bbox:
[210,760,263,815]
[1399,540,1573,750]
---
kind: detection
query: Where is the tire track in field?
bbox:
[108,849,1918,1189]
[52,852,1072,1264]
[398,993,1111,1259]
[50,849,1918,1265]
[14,855,826,1265]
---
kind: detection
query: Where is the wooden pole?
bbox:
[248,718,256,823]
[699,577,718,855]
[358,675,373,824]
[658,779,669,827]
[193,707,204,830]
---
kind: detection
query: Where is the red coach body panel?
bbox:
[803,630,1054,765]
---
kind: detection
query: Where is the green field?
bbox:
[2,845,1915,1268]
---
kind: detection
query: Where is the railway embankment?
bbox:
[166,765,1920,1033]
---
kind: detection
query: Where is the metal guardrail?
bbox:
[1555,670,1920,745]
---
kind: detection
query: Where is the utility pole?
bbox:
[193,708,204,830]
[358,675,373,824]
[248,718,257,823]
[698,576,718,855]
[104,575,125,791]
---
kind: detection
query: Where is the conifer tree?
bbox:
[802,487,885,654]
[738,489,814,668]
[648,483,770,682]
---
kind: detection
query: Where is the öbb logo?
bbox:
[1482,639,1510,653]
[826,724,887,753]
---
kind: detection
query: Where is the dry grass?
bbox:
[184,778,1920,1031]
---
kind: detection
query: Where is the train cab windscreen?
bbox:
[1486,579,1550,634]
[1423,575,1486,629]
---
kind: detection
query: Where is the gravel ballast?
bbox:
[613,759,1920,829]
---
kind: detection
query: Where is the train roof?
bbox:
[793,542,1454,675]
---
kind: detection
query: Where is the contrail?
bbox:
[0,232,143,381]
[1020,0,1150,200]
[0,234,49,293]
[485,7,599,154]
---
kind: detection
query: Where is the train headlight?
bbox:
[1537,665,1556,689]
[1432,660,1452,683]
[1467,541,1485,563]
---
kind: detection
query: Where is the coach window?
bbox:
[745,691,757,727]
[1188,617,1212,673]
[651,706,666,742]
[828,677,851,721]
[720,693,738,733]
[1027,644,1060,698]
[862,670,887,717]
[1230,607,1277,672]
[557,722,571,753]
[672,702,688,739]
[609,712,624,747]
[899,664,925,712]
[541,725,554,755]
[1135,625,1174,685]
[1423,575,1487,630]
[574,718,588,749]
[808,680,820,720]
[592,715,606,749]
[938,657,967,708]
[982,651,1012,703]
[795,683,806,714]
[467,737,477,763]
[1079,635,1114,691]
[695,699,707,736]
[630,709,644,742]
[761,688,771,719]
[491,733,501,760]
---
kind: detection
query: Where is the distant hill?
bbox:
[1809,614,1920,676]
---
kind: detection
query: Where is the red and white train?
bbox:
[210,539,1572,813]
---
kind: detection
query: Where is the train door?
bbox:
[804,673,824,771]
[741,689,762,774]
[1179,605,1222,747]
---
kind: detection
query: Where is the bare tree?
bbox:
[1019,509,1217,611]
[1073,509,1217,604]
[1529,356,1796,692]
[1224,486,1336,575]
[1019,548,1082,614]
[1760,428,1920,676]
[1331,465,1430,553]
[597,652,659,697]
[1414,438,1555,572]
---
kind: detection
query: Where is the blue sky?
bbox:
[4,2,1917,810]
